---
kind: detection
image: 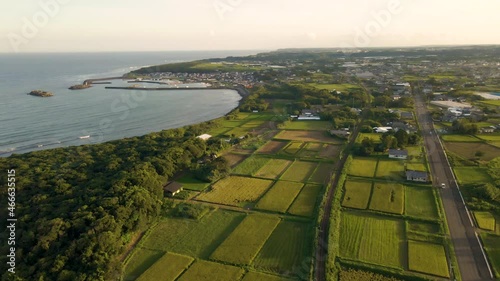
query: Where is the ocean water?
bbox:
[0,51,261,156]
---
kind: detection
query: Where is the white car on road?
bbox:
[441,183,446,189]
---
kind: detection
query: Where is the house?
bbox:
[197,134,212,141]
[480,126,496,133]
[406,170,429,182]
[389,149,408,159]
[373,127,393,133]
[330,130,351,138]
[297,109,321,120]
[163,181,183,197]
[400,112,414,120]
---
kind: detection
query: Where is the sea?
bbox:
[0,51,262,156]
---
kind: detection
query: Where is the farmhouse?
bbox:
[389,149,408,159]
[163,181,183,197]
[480,126,496,133]
[297,109,321,120]
[197,134,212,141]
[406,170,429,183]
[373,127,393,133]
[329,130,351,138]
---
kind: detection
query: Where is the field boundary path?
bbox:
[314,101,366,281]
[415,92,493,281]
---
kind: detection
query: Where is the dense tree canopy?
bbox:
[0,121,225,281]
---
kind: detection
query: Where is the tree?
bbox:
[394,130,409,148]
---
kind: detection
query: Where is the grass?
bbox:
[309,162,335,184]
[177,260,245,281]
[407,221,441,234]
[283,142,304,155]
[441,134,481,142]
[257,140,288,154]
[405,185,439,220]
[356,133,382,143]
[339,212,405,268]
[375,160,405,179]
[408,240,450,277]
[226,127,250,137]
[275,130,343,143]
[255,181,304,213]
[348,158,378,178]
[282,121,332,131]
[307,83,362,92]
[474,211,496,231]
[304,142,323,151]
[177,174,210,191]
[232,156,270,176]
[406,163,427,171]
[123,248,164,281]
[454,167,492,185]
[210,214,281,265]
[288,184,323,217]
[280,161,318,182]
[197,176,273,206]
[476,135,500,141]
[342,180,372,209]
[369,182,405,215]
[136,252,193,281]
[253,220,311,276]
[445,142,500,161]
[480,233,500,278]
[481,100,500,106]
[242,271,294,281]
[255,159,292,179]
[141,210,245,259]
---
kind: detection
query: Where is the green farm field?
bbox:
[140,210,245,259]
[255,159,292,179]
[375,160,405,179]
[123,248,164,281]
[407,221,441,234]
[356,133,382,143]
[339,212,405,268]
[406,163,427,172]
[255,181,304,213]
[177,174,210,191]
[288,184,323,217]
[242,271,294,281]
[282,121,332,131]
[446,142,500,161]
[369,182,405,215]
[283,142,304,155]
[342,180,372,209]
[253,220,312,276]
[476,134,500,142]
[280,161,318,182]
[454,167,493,185]
[177,260,245,281]
[196,176,273,206]
[348,158,378,178]
[408,241,449,278]
[480,233,500,278]
[307,83,362,92]
[474,211,496,231]
[405,185,439,220]
[441,135,481,142]
[136,253,193,281]
[309,162,335,184]
[210,214,281,265]
[275,130,343,143]
[232,156,270,176]
[480,100,500,106]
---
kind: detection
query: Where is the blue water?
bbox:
[0,51,261,156]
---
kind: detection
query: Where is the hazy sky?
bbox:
[1,0,499,53]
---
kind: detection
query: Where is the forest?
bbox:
[0,121,231,281]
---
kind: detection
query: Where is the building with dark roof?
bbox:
[163,181,184,197]
[406,170,429,182]
[389,149,408,159]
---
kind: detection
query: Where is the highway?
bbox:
[414,93,493,281]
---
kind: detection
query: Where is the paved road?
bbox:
[415,93,493,281]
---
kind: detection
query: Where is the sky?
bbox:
[1,0,500,53]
